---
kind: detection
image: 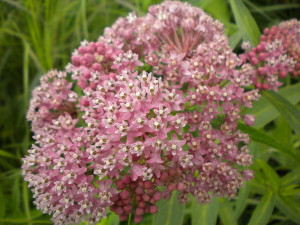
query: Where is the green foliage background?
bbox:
[0,0,299,224]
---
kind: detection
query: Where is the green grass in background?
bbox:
[0,0,299,224]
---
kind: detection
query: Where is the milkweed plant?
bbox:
[21,1,299,224]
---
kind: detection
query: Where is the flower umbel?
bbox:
[23,1,261,224]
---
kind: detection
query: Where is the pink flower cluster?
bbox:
[23,1,260,224]
[241,19,299,90]
[26,70,78,132]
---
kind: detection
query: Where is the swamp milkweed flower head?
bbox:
[23,1,260,224]
[241,19,299,91]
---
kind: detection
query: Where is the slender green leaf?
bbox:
[0,186,5,225]
[229,0,260,46]
[98,213,119,225]
[192,197,218,225]
[196,0,230,24]
[23,181,32,225]
[243,0,272,21]
[275,196,300,224]
[238,123,300,165]
[218,200,238,225]
[229,30,244,49]
[1,0,30,13]
[256,159,280,193]
[233,184,249,220]
[248,192,275,225]
[272,117,293,167]
[250,4,300,12]
[0,150,18,159]
[152,192,184,225]
[263,91,300,135]
[11,176,20,216]
[246,83,300,128]
[274,117,292,146]
[281,169,300,186]
[80,0,89,39]
[0,219,51,224]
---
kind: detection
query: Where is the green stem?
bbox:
[127,213,132,225]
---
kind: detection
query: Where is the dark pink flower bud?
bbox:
[135,207,144,216]
[134,215,143,223]
[150,205,158,214]
[251,57,259,65]
[142,193,150,202]
[92,63,102,71]
[144,181,154,189]
[167,183,176,191]
[155,179,164,186]
[153,192,162,201]
[120,190,130,200]
[144,206,150,214]
[135,195,142,201]
[115,207,124,215]
[135,186,144,195]
[122,175,131,184]
[177,182,185,191]
[160,172,168,181]
[168,168,176,176]
[117,200,123,206]
[147,188,156,194]
[262,83,270,90]
[123,199,131,205]
[119,215,128,221]
[71,55,81,66]
[111,195,119,202]
[116,180,125,189]
[124,205,132,213]
[138,201,146,208]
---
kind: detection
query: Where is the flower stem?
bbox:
[127,213,132,225]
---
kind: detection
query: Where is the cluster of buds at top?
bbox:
[241,19,299,91]
[23,1,261,224]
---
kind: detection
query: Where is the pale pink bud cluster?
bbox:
[241,19,299,90]
[23,71,117,224]
[23,1,260,224]
[26,70,78,132]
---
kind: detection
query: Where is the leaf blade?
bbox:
[248,192,275,225]
[192,197,219,225]
[238,123,300,165]
[263,91,300,135]
[246,83,300,128]
[228,0,261,46]
[152,192,184,225]
[275,195,300,224]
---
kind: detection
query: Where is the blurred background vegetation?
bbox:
[0,0,299,224]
